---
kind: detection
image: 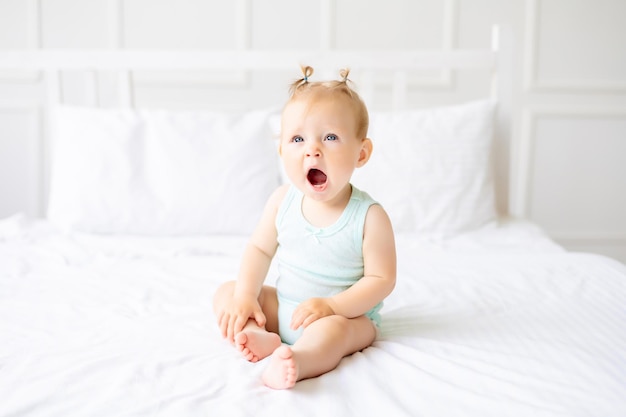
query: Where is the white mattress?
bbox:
[1,214,625,416]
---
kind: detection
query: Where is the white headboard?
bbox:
[0,25,513,217]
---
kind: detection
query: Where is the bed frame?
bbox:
[0,25,514,217]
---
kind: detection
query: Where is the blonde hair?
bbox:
[286,66,369,139]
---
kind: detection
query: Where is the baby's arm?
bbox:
[290,204,396,329]
[216,185,287,341]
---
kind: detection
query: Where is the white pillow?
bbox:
[47,106,280,235]
[351,99,497,235]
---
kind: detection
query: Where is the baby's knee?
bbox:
[319,314,351,335]
[322,315,375,341]
[212,280,236,305]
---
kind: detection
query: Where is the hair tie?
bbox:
[301,65,314,84]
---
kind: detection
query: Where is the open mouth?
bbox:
[307,168,327,188]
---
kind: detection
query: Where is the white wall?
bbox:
[0,0,625,262]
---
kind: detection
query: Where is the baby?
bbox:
[213,66,396,389]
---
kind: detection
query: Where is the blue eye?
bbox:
[292,136,304,143]
[325,134,337,141]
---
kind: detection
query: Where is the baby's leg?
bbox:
[262,315,376,389]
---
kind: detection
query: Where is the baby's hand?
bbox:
[217,295,266,343]
[291,297,336,330]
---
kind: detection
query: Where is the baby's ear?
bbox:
[356,138,373,167]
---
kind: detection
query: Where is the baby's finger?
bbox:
[290,309,307,330]
[254,311,267,328]
[234,315,248,336]
[301,314,318,328]
[219,313,230,338]
[227,315,238,342]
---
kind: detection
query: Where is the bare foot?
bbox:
[234,329,281,363]
[262,346,298,389]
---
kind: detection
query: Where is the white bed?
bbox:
[1,27,626,416]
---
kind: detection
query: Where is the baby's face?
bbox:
[279,96,370,204]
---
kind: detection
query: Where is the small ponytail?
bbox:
[289,65,314,96]
[338,68,351,83]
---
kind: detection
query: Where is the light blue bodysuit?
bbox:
[275,184,383,345]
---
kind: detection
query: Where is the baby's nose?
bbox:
[305,144,321,157]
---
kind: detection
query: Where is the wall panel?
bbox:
[124,0,250,89]
[123,0,240,49]
[0,0,39,81]
[520,0,626,262]
[41,0,111,48]
[0,0,36,48]
[526,109,626,259]
[525,0,626,92]
[251,0,320,49]
[335,0,446,49]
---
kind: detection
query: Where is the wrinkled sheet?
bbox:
[1,214,625,416]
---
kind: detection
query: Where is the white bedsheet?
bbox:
[1,214,625,416]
